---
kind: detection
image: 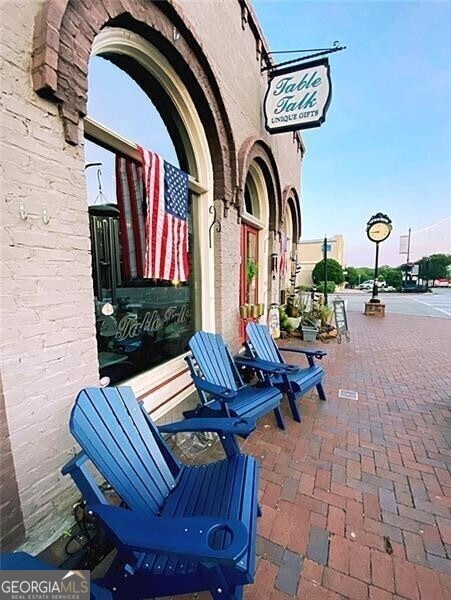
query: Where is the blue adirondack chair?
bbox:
[0,552,111,599]
[61,387,259,600]
[238,322,327,423]
[186,331,286,430]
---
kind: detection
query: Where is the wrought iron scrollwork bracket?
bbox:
[209,204,221,248]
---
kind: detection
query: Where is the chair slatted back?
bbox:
[189,332,242,391]
[246,323,285,364]
[70,387,179,515]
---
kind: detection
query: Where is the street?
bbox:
[332,288,451,319]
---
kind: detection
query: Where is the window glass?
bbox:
[244,173,260,219]
[85,55,197,383]
[87,56,179,166]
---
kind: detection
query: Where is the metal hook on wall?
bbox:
[208,204,221,248]
[85,162,108,205]
[42,207,50,225]
[19,202,28,221]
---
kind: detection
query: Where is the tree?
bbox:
[356,266,373,282]
[345,266,360,288]
[379,265,403,288]
[316,281,336,294]
[312,258,344,285]
[416,254,451,280]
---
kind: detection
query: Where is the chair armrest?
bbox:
[61,450,107,505]
[279,347,327,359]
[61,450,89,476]
[191,374,238,401]
[235,356,291,374]
[88,505,248,566]
[158,417,256,438]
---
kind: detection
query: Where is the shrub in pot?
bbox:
[316,281,336,294]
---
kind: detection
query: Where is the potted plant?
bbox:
[279,307,295,335]
[285,292,308,329]
[246,259,259,284]
[299,312,319,342]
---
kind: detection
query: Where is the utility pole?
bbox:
[404,227,411,292]
[323,236,328,306]
[406,227,411,264]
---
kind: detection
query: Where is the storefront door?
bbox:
[240,223,259,337]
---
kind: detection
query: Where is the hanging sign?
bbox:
[264,58,332,134]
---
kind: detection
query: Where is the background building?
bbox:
[298,235,345,287]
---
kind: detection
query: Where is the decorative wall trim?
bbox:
[282,185,302,240]
[237,137,283,231]
[31,0,238,212]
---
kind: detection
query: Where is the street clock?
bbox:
[366,213,393,243]
[365,213,393,304]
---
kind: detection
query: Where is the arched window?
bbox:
[280,197,299,302]
[83,28,214,403]
[244,171,260,220]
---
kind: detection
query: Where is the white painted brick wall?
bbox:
[1,0,99,553]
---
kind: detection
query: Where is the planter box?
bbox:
[286,316,301,330]
[302,326,318,342]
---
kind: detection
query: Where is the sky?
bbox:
[85,1,451,268]
[253,0,451,265]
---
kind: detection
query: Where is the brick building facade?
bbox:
[0,0,303,552]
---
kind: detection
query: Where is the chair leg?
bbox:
[207,566,242,600]
[317,382,327,401]
[211,586,243,600]
[287,391,301,422]
[274,406,285,430]
[219,433,241,457]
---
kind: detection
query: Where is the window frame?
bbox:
[84,28,215,419]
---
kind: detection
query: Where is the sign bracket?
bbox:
[262,41,346,74]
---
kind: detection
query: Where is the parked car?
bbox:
[359,280,386,290]
[434,279,450,288]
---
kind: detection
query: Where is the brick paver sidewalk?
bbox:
[242,312,451,600]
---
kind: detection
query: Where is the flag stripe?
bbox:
[116,157,133,278]
[125,161,145,276]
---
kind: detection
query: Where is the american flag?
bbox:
[279,233,289,276]
[116,148,189,282]
[115,157,146,278]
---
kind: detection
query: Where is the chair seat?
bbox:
[206,385,281,421]
[271,365,324,394]
[135,455,258,580]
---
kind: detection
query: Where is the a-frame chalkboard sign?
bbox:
[333,297,350,343]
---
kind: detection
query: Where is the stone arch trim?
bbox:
[282,185,302,241]
[31,0,237,207]
[237,136,282,230]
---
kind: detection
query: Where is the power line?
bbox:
[411,216,451,235]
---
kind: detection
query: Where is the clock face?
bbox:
[368,222,391,242]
